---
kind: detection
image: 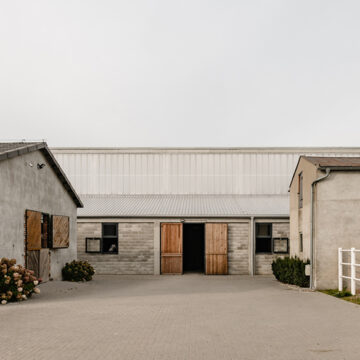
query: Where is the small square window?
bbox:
[86,238,101,253]
[273,238,289,254]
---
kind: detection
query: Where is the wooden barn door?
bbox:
[25,210,50,281]
[205,223,228,275]
[161,223,183,274]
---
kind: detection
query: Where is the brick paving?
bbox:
[1,275,360,360]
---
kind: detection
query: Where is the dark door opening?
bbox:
[183,223,205,273]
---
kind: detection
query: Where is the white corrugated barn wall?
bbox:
[52,148,360,196]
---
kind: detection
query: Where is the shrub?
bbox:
[0,258,41,305]
[62,260,95,282]
[272,256,310,287]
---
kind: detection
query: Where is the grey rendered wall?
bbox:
[315,172,360,289]
[77,222,154,274]
[228,223,250,274]
[255,222,290,275]
[0,150,77,280]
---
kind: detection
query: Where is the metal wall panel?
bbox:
[52,149,360,196]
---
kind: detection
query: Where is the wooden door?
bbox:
[26,210,42,251]
[161,223,183,274]
[205,223,228,275]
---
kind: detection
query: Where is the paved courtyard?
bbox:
[1,275,360,360]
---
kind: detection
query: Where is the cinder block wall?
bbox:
[228,223,249,274]
[78,222,154,274]
[255,222,289,275]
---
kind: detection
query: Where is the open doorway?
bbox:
[183,223,205,273]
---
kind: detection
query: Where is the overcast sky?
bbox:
[1,1,360,147]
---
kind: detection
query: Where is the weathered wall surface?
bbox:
[255,222,290,275]
[315,172,360,289]
[228,222,250,275]
[78,222,154,274]
[289,158,318,261]
[0,150,77,280]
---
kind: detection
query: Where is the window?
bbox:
[298,172,303,208]
[256,223,272,253]
[85,224,118,254]
[299,232,303,252]
[86,238,101,253]
[102,223,118,253]
[273,238,289,254]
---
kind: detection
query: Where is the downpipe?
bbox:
[310,168,331,289]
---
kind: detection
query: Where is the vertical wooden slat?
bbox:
[205,223,228,275]
[27,250,40,277]
[26,210,42,251]
[52,215,70,248]
[161,223,183,274]
[39,249,50,282]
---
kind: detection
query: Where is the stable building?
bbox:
[0,142,83,280]
[289,156,360,289]
[52,147,360,276]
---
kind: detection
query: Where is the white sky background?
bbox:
[0,1,360,147]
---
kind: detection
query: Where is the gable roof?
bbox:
[289,155,360,188]
[303,156,360,168]
[0,142,83,207]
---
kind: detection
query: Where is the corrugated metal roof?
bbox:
[78,194,289,218]
[304,156,360,168]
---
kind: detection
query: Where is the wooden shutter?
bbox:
[205,223,228,275]
[52,215,70,248]
[161,223,183,274]
[26,210,42,251]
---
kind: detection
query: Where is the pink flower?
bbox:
[17,287,23,292]
[33,280,39,286]
[1,300,7,305]
[33,288,40,294]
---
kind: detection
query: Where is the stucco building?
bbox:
[0,142,83,280]
[290,156,360,289]
[52,147,360,277]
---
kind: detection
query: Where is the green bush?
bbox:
[0,258,41,305]
[272,256,310,287]
[62,260,95,282]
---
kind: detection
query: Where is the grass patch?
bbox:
[320,289,360,305]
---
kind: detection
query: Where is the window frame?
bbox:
[85,237,102,253]
[255,223,273,254]
[101,223,119,254]
[272,237,289,254]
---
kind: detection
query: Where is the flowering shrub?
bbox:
[62,260,95,282]
[0,258,41,305]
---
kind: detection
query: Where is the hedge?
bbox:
[272,256,310,287]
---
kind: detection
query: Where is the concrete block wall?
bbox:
[255,222,290,275]
[228,223,249,274]
[78,222,154,274]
